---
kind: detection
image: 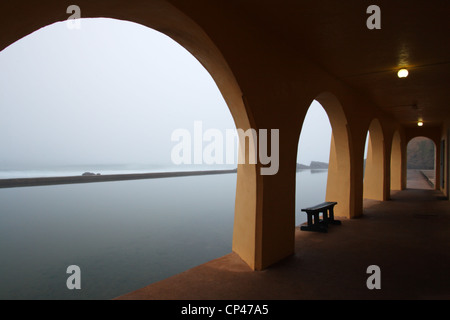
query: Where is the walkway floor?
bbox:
[117,170,450,300]
[418,170,436,188]
[408,169,434,190]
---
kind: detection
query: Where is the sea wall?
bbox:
[0,169,237,189]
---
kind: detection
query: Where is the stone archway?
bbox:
[390,130,403,191]
[406,136,436,189]
[364,118,387,201]
[313,92,352,219]
[0,1,263,270]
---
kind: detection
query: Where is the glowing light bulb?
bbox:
[398,69,409,78]
[417,120,424,127]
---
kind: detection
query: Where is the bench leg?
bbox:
[327,206,341,225]
[307,213,313,226]
[300,212,328,233]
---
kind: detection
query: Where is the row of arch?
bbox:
[1,2,446,273]
[236,90,444,270]
[302,101,437,207]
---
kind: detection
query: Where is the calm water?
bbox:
[0,169,327,300]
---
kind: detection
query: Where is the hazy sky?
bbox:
[297,101,332,165]
[0,18,332,170]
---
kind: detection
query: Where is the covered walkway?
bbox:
[2,1,450,300]
[117,172,450,300]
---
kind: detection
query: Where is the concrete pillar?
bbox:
[391,131,403,190]
[364,119,387,201]
[316,92,354,219]
[232,162,261,270]
[232,127,297,270]
[326,133,352,218]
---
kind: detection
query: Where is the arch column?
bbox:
[0,0,269,270]
[391,130,404,191]
[315,93,354,219]
[231,114,299,270]
[230,131,295,271]
[326,132,353,217]
[364,119,389,201]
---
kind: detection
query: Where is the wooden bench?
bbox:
[300,201,340,233]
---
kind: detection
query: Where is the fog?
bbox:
[297,101,332,165]
[0,18,331,171]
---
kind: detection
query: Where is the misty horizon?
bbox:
[1,18,333,175]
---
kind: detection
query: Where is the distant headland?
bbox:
[297,161,329,170]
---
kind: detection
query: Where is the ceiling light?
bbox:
[417,120,424,127]
[397,69,409,78]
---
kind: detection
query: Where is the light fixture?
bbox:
[397,68,409,78]
[417,119,424,127]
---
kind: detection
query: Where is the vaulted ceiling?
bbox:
[1,1,449,129]
[169,0,450,128]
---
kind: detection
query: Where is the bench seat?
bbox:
[300,201,341,233]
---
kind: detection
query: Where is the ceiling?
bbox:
[171,0,450,128]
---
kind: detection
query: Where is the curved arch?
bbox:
[406,136,438,190]
[295,100,332,225]
[313,92,352,218]
[390,130,403,191]
[363,118,387,200]
[0,3,261,270]
[406,136,436,166]
[1,3,251,130]
[404,127,441,181]
[406,135,438,148]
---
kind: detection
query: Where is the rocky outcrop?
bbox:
[297,161,329,170]
[309,161,328,169]
[82,172,101,176]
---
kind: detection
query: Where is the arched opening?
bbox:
[390,130,403,191]
[407,136,436,189]
[312,92,352,219]
[363,119,386,201]
[296,100,332,226]
[0,18,246,299]
[364,132,369,177]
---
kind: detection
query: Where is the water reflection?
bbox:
[0,169,327,299]
[296,169,328,226]
[0,174,236,299]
